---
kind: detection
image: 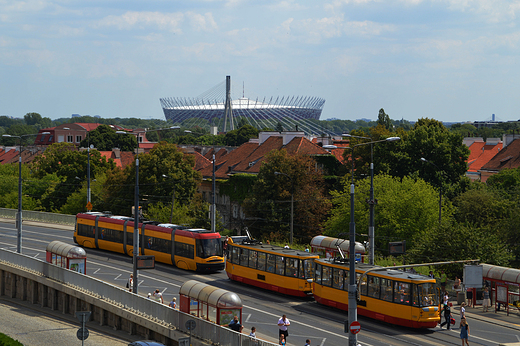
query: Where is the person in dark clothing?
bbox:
[440,303,452,330]
[227,315,243,333]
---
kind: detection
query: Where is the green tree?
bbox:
[377,108,392,130]
[326,174,442,254]
[224,125,259,146]
[243,150,331,243]
[31,142,116,211]
[80,124,136,151]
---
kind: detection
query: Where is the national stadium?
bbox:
[159,76,331,135]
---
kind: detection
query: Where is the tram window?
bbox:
[302,259,313,279]
[419,283,436,306]
[394,282,411,305]
[100,227,123,243]
[358,273,367,295]
[381,278,393,302]
[285,257,298,277]
[315,264,322,284]
[230,246,239,264]
[275,255,285,275]
[322,266,332,286]
[343,270,350,291]
[367,276,380,299]
[77,223,94,237]
[145,236,171,253]
[257,252,266,271]
[248,250,258,269]
[240,248,249,266]
[332,268,344,290]
[413,285,420,306]
[266,254,276,273]
[174,242,194,259]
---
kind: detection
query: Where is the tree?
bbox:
[224,125,259,146]
[80,124,136,151]
[377,108,392,130]
[103,142,202,216]
[243,150,331,243]
[31,142,116,212]
[326,174,442,254]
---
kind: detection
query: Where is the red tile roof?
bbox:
[480,139,520,172]
[466,141,503,173]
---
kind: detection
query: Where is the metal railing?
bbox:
[0,208,75,225]
[0,248,277,346]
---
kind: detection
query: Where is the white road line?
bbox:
[319,338,327,346]
[245,314,252,323]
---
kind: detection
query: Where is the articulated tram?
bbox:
[74,212,225,272]
[313,258,440,328]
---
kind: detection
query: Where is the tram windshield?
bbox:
[196,238,222,258]
[416,283,438,307]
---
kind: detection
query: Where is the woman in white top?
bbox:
[460,302,466,320]
[249,326,256,338]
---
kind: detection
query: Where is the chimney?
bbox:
[113,148,121,159]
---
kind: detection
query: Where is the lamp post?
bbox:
[2,132,49,253]
[345,136,400,346]
[420,158,444,223]
[274,172,294,245]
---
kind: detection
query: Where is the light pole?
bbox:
[2,132,49,253]
[345,136,400,346]
[420,158,444,223]
[274,172,294,245]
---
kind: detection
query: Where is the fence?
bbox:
[0,208,75,226]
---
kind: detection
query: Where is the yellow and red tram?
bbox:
[313,258,440,328]
[74,212,224,272]
[225,239,319,297]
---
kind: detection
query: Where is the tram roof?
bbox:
[315,258,434,282]
[230,240,319,258]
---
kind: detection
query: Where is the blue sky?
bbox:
[1,0,520,123]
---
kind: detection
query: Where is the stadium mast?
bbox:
[223,75,234,132]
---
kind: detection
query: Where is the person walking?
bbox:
[152,289,163,304]
[483,287,491,312]
[460,318,470,346]
[279,335,286,346]
[249,326,256,338]
[169,297,177,309]
[126,274,133,292]
[460,302,466,321]
[440,303,452,330]
[304,339,311,346]
[278,314,290,342]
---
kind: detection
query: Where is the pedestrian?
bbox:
[429,271,435,279]
[454,276,461,290]
[147,293,151,299]
[305,246,310,252]
[249,326,256,338]
[304,339,311,346]
[460,302,466,321]
[466,287,473,307]
[227,315,244,333]
[152,289,163,304]
[440,303,452,330]
[127,274,133,292]
[169,297,177,309]
[279,334,286,346]
[443,291,449,305]
[440,270,447,292]
[459,318,470,346]
[224,236,229,258]
[277,314,290,342]
[483,287,491,312]
[284,243,290,249]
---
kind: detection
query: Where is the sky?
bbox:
[1,0,520,124]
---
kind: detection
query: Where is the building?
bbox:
[479,135,520,182]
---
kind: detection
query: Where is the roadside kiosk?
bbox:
[179,280,242,326]
[46,240,87,274]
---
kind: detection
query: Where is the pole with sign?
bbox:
[349,321,361,335]
[75,311,91,346]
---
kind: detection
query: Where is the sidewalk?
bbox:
[452,303,520,331]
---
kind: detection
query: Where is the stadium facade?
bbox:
[159,76,326,135]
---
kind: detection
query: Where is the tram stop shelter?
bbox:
[483,263,520,315]
[46,240,87,274]
[179,280,242,326]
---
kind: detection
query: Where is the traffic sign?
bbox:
[185,319,196,331]
[86,202,93,211]
[75,311,91,323]
[77,327,89,340]
[349,321,361,334]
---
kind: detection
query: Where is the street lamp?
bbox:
[420,158,444,223]
[2,132,49,253]
[345,136,400,346]
[274,172,294,245]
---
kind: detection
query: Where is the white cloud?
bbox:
[95,11,185,33]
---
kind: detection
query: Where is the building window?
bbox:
[67,135,73,142]
[76,135,82,143]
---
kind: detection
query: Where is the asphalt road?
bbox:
[1,220,520,346]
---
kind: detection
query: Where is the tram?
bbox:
[73,212,225,272]
[225,238,319,297]
[313,258,440,328]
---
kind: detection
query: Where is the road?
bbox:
[1,220,520,346]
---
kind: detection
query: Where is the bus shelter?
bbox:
[179,280,242,326]
[482,263,520,315]
[46,240,87,274]
[310,235,365,262]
